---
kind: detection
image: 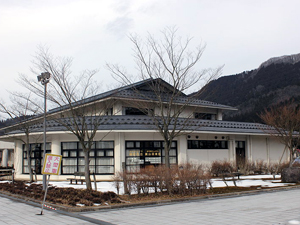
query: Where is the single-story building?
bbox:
[0,78,287,181]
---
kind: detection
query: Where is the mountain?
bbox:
[197,53,300,122]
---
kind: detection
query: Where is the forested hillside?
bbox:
[197,53,300,122]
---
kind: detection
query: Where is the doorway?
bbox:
[235,141,246,170]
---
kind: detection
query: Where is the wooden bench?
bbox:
[67,172,86,184]
[220,172,244,187]
[0,169,15,182]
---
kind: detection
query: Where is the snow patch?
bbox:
[259,53,300,69]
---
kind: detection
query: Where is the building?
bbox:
[0,141,14,168]
[0,78,287,181]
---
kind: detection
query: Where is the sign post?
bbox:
[39,153,62,215]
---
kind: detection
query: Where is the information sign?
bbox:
[42,154,62,175]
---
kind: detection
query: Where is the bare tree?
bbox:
[18,47,112,190]
[107,27,222,168]
[259,102,300,166]
[0,93,41,182]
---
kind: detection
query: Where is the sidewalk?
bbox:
[2,188,300,224]
[0,193,110,225]
[81,188,300,225]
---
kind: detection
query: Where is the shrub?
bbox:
[253,160,268,174]
[176,163,210,195]
[113,163,211,196]
[210,160,235,177]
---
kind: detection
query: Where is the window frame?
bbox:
[22,143,51,174]
[188,140,228,149]
[125,141,177,172]
[61,141,115,175]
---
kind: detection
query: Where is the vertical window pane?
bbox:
[126,142,134,148]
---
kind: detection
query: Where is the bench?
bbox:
[220,172,244,187]
[67,172,86,184]
[0,169,15,182]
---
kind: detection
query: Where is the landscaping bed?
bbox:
[0,181,122,207]
[0,179,294,209]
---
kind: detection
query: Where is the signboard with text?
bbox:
[42,153,62,175]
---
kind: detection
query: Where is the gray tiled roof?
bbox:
[0,78,237,135]
[5,115,270,135]
[48,78,236,114]
[114,90,236,110]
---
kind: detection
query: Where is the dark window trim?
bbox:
[61,141,114,175]
[125,140,178,172]
[188,140,228,149]
[194,112,216,120]
[22,143,51,174]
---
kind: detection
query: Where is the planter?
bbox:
[281,167,300,183]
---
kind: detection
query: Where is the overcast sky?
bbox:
[1,0,300,104]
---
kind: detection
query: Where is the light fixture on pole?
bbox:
[37,72,51,191]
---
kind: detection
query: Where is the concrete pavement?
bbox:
[2,188,300,224]
[0,193,111,225]
[82,188,300,224]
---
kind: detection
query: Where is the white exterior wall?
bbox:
[9,130,288,181]
[14,140,24,177]
[186,134,230,165]
[177,135,187,164]
[114,132,125,174]
[187,149,229,165]
[251,136,287,163]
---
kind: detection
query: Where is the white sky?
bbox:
[1,0,300,104]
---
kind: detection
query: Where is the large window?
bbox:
[61,141,114,175]
[125,141,177,172]
[23,143,51,174]
[188,140,228,149]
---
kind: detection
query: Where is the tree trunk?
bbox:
[164,141,170,168]
[25,132,33,182]
[83,150,92,190]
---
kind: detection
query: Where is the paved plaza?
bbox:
[2,188,300,224]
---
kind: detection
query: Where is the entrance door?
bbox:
[235,141,246,170]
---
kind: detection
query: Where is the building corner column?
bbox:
[114,132,125,173]
[178,135,187,164]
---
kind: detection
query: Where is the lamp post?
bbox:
[37,72,51,190]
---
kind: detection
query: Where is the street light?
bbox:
[37,72,51,190]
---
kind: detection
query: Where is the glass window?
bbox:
[61,141,114,175]
[125,141,177,172]
[96,141,114,149]
[125,107,148,115]
[195,112,215,120]
[188,140,228,149]
[62,142,77,150]
[126,142,134,148]
[22,143,51,174]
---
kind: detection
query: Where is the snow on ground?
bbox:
[0,175,294,195]
[47,174,294,194]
